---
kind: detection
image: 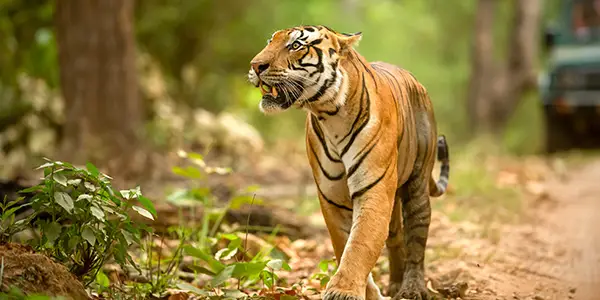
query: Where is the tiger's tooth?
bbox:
[271,86,278,97]
[259,82,268,95]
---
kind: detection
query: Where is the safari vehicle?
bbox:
[541,0,600,153]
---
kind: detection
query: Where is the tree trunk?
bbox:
[55,0,143,178]
[467,0,497,133]
[467,0,542,135]
[492,0,542,129]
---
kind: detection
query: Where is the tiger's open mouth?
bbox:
[257,79,294,109]
[259,81,278,98]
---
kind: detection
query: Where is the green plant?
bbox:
[310,258,338,289]
[0,196,30,243]
[182,232,292,296]
[166,150,262,246]
[17,159,156,286]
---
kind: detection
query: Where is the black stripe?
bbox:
[341,82,371,156]
[320,105,340,116]
[403,198,429,221]
[316,183,352,211]
[308,139,345,181]
[306,75,335,102]
[299,47,324,72]
[311,115,342,163]
[346,125,382,178]
[406,222,429,235]
[359,59,378,91]
[297,30,306,40]
[338,73,365,143]
[350,154,394,200]
[310,38,323,46]
[328,48,336,56]
[407,235,427,247]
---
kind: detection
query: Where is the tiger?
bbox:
[248,25,450,300]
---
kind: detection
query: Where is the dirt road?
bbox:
[463,158,600,300]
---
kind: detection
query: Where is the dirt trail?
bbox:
[476,157,600,300]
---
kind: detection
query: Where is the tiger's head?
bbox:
[248,25,362,114]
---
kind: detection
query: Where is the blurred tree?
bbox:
[467,0,542,134]
[55,0,143,177]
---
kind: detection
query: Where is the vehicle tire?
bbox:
[544,107,574,154]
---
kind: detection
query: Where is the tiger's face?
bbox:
[248,25,362,114]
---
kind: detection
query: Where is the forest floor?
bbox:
[5,147,600,300]
[214,150,600,300]
[457,156,600,300]
[419,155,600,300]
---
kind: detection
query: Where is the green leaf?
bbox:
[121,230,134,245]
[229,195,261,210]
[215,247,238,261]
[186,265,216,276]
[227,236,242,250]
[223,289,249,299]
[137,196,156,217]
[176,283,208,296]
[67,179,81,186]
[84,182,97,192]
[319,260,329,272]
[68,235,80,252]
[183,245,225,273]
[261,269,276,288]
[219,233,239,241]
[90,206,105,221]
[132,206,154,220]
[320,276,330,287]
[53,173,68,186]
[187,152,204,161]
[267,259,291,271]
[172,166,203,179]
[18,185,42,194]
[35,162,54,170]
[120,186,141,200]
[54,191,74,213]
[244,185,261,193]
[77,194,93,202]
[96,270,110,288]
[82,226,96,246]
[211,264,235,287]
[232,261,268,278]
[44,221,61,243]
[1,203,30,219]
[86,162,100,176]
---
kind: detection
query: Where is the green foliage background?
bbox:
[0,0,563,154]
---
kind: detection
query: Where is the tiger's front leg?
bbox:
[323,153,398,300]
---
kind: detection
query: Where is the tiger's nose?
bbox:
[251,62,270,75]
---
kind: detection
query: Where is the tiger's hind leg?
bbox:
[386,187,407,296]
[392,175,431,300]
[392,111,436,300]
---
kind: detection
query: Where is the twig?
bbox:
[238,194,256,291]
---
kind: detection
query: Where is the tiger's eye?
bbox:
[291,41,302,50]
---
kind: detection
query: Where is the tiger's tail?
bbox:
[429,135,450,197]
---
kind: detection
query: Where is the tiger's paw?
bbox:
[323,288,364,300]
[391,280,429,300]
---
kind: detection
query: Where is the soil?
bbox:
[420,158,600,300]
[0,242,90,299]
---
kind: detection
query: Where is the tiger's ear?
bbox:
[337,32,362,56]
